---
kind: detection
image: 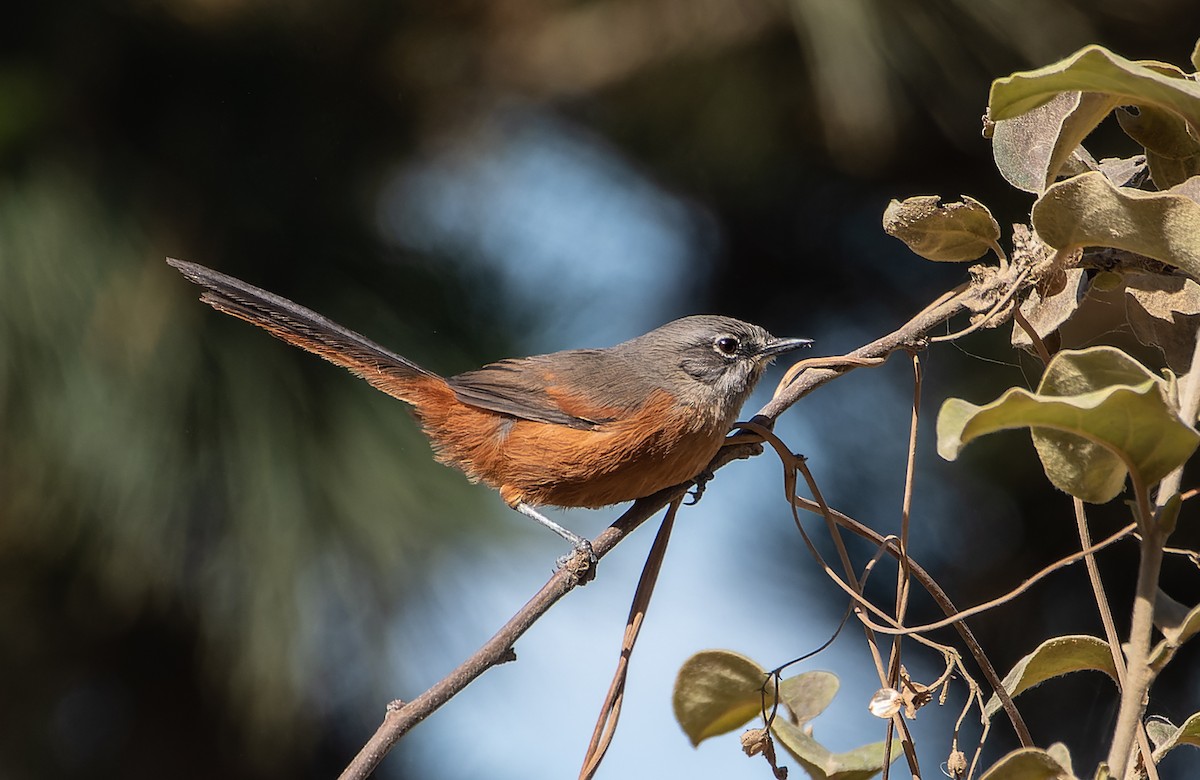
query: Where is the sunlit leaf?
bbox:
[989,45,1200,133]
[984,635,1117,717]
[1147,712,1200,762]
[1123,272,1200,372]
[992,91,1119,193]
[882,195,1001,262]
[1150,590,1200,670]
[1045,743,1075,777]
[977,747,1076,780]
[1117,105,1200,189]
[771,718,900,780]
[1155,591,1200,646]
[938,347,1199,503]
[1032,171,1200,280]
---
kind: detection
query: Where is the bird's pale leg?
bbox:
[515,502,596,569]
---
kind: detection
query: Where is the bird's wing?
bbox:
[447,352,629,430]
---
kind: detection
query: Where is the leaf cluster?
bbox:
[675,41,1200,780]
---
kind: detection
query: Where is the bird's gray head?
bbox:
[619,315,812,420]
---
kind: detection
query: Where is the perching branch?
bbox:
[338,267,1028,780]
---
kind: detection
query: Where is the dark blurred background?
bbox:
[2,2,1199,778]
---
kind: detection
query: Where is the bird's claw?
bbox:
[685,470,715,505]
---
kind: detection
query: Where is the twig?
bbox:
[929,267,1031,344]
[737,417,1033,746]
[883,353,922,780]
[758,284,972,421]
[579,499,681,779]
[841,521,1136,635]
[1011,305,1052,365]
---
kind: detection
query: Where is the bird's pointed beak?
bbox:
[760,336,813,358]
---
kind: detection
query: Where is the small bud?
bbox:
[869,688,903,718]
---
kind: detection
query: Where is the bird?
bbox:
[167,258,811,563]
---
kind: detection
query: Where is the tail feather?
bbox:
[167,258,442,401]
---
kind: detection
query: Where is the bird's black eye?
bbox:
[713,336,740,357]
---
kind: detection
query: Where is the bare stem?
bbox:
[1105,325,1200,777]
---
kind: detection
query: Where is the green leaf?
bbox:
[1123,272,1200,373]
[882,195,1001,262]
[771,718,900,780]
[1117,105,1200,159]
[978,747,1076,780]
[673,650,769,746]
[1192,38,1200,73]
[1032,170,1200,283]
[938,347,1200,503]
[1157,592,1200,646]
[989,45,1200,132]
[672,650,841,747]
[1148,712,1200,762]
[1117,106,1200,189]
[992,91,1120,193]
[777,669,840,725]
[984,635,1118,717]
[1045,743,1075,777]
[1150,591,1200,669]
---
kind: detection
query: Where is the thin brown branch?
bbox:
[337,481,695,780]
[781,487,1033,746]
[1011,305,1052,365]
[758,284,972,421]
[883,353,922,780]
[929,267,1031,344]
[840,520,1136,635]
[579,499,681,779]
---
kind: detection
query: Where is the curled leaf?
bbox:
[937,346,1199,503]
[1123,271,1200,372]
[989,45,1200,133]
[771,718,900,780]
[883,195,1001,262]
[977,747,1075,780]
[1147,712,1200,762]
[1032,170,1200,279]
[1118,105,1200,188]
[1150,590,1200,670]
[984,635,1117,717]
